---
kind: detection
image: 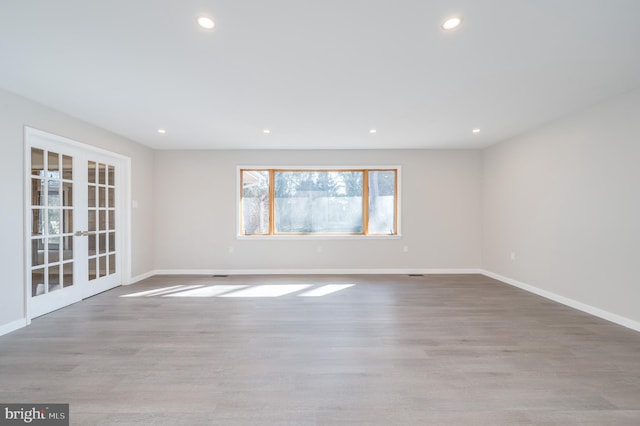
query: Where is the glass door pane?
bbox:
[88,161,117,282]
[30,147,74,297]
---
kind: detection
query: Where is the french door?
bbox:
[26,129,126,318]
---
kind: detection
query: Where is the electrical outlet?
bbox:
[403,246,409,253]
[510,251,516,261]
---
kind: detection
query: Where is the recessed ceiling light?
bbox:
[197,15,215,30]
[369,129,377,134]
[472,128,481,134]
[263,129,271,134]
[157,128,166,134]
[442,17,461,30]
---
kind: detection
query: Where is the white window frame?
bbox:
[236,165,402,240]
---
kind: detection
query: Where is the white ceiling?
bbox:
[1,0,640,150]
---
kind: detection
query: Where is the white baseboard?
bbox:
[481,270,640,333]
[151,268,483,276]
[0,318,27,337]
[127,270,156,285]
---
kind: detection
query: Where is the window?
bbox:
[240,168,399,236]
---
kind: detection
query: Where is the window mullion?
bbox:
[269,169,275,235]
[362,170,369,235]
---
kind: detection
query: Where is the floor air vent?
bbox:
[408,274,425,277]
[212,275,229,278]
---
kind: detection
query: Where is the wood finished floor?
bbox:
[1,274,640,425]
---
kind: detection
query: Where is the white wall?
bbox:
[153,149,482,272]
[0,88,154,331]
[482,88,640,325]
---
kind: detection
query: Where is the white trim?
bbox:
[25,127,131,160]
[0,318,27,337]
[121,156,132,285]
[23,128,31,323]
[236,234,402,241]
[128,270,156,285]
[481,270,640,333]
[236,165,403,238]
[239,165,403,170]
[151,268,483,276]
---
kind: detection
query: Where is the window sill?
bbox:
[236,234,402,241]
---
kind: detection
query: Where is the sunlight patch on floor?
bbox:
[120,283,356,298]
[218,284,312,298]
[120,285,185,298]
[162,285,249,298]
[298,284,355,297]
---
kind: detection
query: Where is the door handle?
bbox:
[74,231,97,237]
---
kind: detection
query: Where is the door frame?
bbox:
[23,127,132,324]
